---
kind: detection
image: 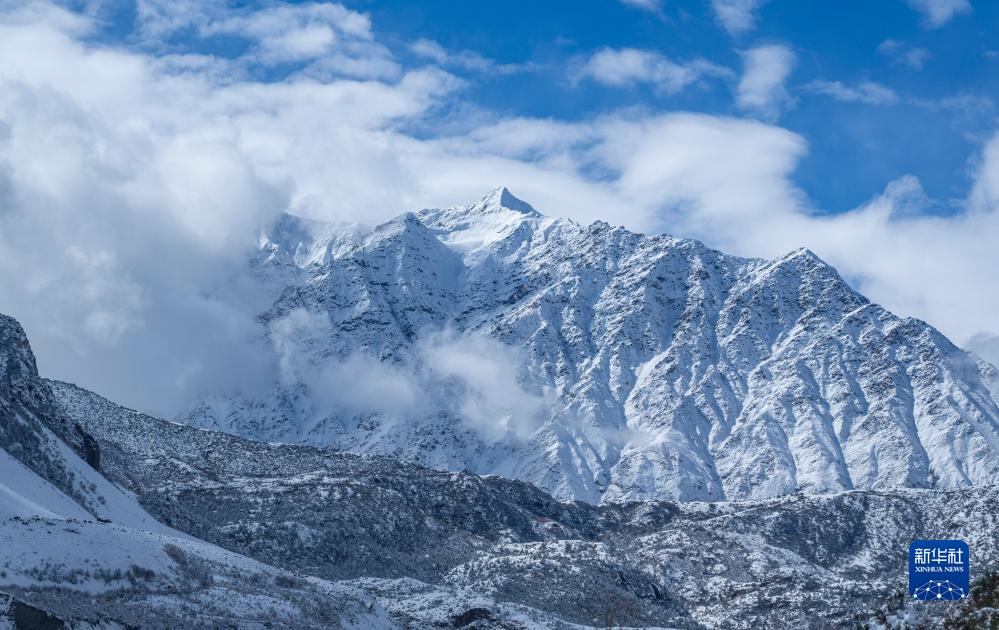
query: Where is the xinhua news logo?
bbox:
[908,540,969,601]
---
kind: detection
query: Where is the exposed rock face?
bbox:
[183,188,999,503]
[0,315,101,511]
[0,592,71,630]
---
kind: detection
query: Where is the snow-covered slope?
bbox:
[184,188,999,503]
[0,314,170,530]
[0,448,92,521]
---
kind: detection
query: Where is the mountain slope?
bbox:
[0,315,393,628]
[185,188,999,503]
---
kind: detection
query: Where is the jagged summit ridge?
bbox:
[477,186,541,215]
[185,189,999,504]
[414,187,554,262]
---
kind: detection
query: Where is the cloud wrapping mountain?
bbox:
[183,189,999,504]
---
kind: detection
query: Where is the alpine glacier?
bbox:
[183,187,999,504]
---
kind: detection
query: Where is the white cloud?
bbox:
[135,0,216,39]
[0,2,452,413]
[271,309,427,418]
[878,39,932,70]
[619,0,662,12]
[267,312,550,441]
[136,1,398,78]
[203,3,387,73]
[419,332,552,441]
[805,80,899,105]
[736,44,795,119]
[589,114,808,229]
[1,0,998,419]
[578,47,730,93]
[970,131,999,211]
[412,38,489,72]
[710,0,770,36]
[906,0,972,28]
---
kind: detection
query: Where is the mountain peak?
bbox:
[413,188,552,258]
[365,212,434,245]
[476,187,540,216]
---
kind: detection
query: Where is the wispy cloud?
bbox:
[411,38,532,75]
[905,0,972,28]
[805,80,898,105]
[618,0,662,12]
[270,313,551,442]
[967,332,999,369]
[878,39,932,70]
[736,44,795,119]
[577,47,731,93]
[138,1,399,79]
[710,0,770,36]
[134,0,216,39]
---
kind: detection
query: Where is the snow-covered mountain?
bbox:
[184,187,999,504]
[2,312,996,628]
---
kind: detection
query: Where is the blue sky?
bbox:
[366,0,998,212]
[0,0,998,411]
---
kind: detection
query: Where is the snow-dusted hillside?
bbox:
[0,314,392,628]
[184,188,999,503]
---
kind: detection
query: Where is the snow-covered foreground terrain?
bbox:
[0,309,991,628]
[185,188,999,504]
